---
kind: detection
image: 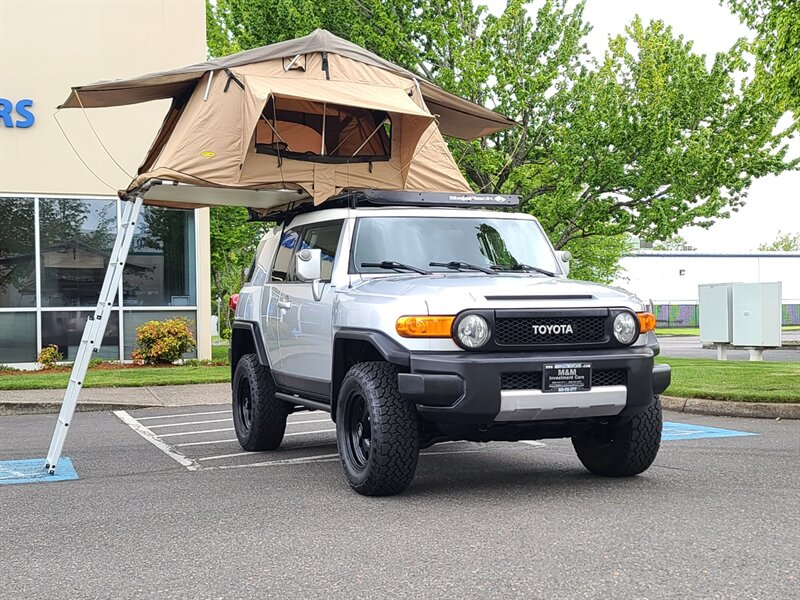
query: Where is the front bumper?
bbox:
[397,347,671,425]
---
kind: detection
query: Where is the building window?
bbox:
[41,310,120,361]
[39,197,117,307]
[0,197,36,308]
[0,312,37,363]
[123,206,196,307]
[0,195,200,364]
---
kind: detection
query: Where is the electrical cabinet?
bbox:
[699,283,734,343]
[732,282,782,347]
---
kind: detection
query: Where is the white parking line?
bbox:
[135,410,231,421]
[196,429,337,461]
[287,418,331,425]
[210,454,341,469]
[114,410,200,471]
[174,428,337,448]
[159,427,235,438]
[176,438,239,447]
[285,428,335,437]
[148,418,232,429]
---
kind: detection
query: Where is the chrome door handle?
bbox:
[277,300,292,310]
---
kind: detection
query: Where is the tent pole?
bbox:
[44,194,144,474]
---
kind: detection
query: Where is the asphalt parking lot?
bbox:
[659,331,800,362]
[1,406,798,599]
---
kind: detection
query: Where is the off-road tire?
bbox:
[232,354,288,451]
[336,362,419,496]
[572,396,662,477]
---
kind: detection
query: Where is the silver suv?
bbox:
[231,192,671,495]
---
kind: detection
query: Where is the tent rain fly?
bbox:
[58,29,516,211]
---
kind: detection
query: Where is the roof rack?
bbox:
[247,189,520,223]
[354,189,519,208]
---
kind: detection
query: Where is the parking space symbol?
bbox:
[662,422,756,441]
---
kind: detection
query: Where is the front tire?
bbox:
[336,362,419,496]
[572,396,662,477]
[232,354,288,451]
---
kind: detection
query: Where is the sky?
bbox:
[484,0,800,251]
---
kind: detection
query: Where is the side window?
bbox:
[271,228,299,282]
[298,221,344,282]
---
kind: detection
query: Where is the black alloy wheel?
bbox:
[336,362,419,496]
[232,354,288,451]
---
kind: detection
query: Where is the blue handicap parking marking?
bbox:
[662,422,756,442]
[0,457,78,485]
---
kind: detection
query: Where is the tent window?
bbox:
[255,96,391,164]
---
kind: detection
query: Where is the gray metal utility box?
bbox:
[699,283,735,344]
[731,282,782,348]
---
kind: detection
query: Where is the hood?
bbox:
[349,273,644,314]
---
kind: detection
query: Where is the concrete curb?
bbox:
[0,382,230,416]
[661,395,800,420]
[0,401,161,416]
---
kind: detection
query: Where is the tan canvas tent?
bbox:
[58,29,515,211]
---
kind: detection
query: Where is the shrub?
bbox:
[0,364,19,372]
[38,344,63,369]
[132,318,196,365]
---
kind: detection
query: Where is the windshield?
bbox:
[352,217,559,274]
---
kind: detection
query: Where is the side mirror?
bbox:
[295,248,322,282]
[559,250,572,276]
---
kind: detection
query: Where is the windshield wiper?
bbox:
[361,261,430,275]
[491,263,557,277]
[429,261,495,274]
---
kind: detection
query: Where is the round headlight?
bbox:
[456,314,490,348]
[613,312,638,344]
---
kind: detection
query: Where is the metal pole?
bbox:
[45,195,144,474]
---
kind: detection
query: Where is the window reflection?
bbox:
[0,198,36,307]
[39,198,116,307]
[41,311,120,361]
[0,313,36,363]
[123,207,196,306]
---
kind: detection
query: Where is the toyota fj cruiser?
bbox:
[230,191,671,495]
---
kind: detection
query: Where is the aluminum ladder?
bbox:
[45,195,144,474]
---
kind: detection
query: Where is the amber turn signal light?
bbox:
[637,312,656,333]
[396,316,455,338]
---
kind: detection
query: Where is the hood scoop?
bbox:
[485,294,595,301]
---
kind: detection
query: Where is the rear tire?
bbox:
[232,354,288,451]
[336,362,419,496]
[572,396,662,477]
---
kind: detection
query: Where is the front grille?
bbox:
[501,371,543,390]
[501,369,626,390]
[495,316,606,346]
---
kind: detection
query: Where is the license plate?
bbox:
[543,363,592,393]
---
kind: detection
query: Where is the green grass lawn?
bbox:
[2,342,796,403]
[657,325,800,337]
[0,365,231,391]
[656,357,800,403]
[211,344,230,363]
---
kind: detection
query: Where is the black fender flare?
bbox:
[230,321,270,380]
[330,329,411,417]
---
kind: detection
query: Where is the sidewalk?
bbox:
[0,383,230,415]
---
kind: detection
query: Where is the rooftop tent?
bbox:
[57,29,516,210]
